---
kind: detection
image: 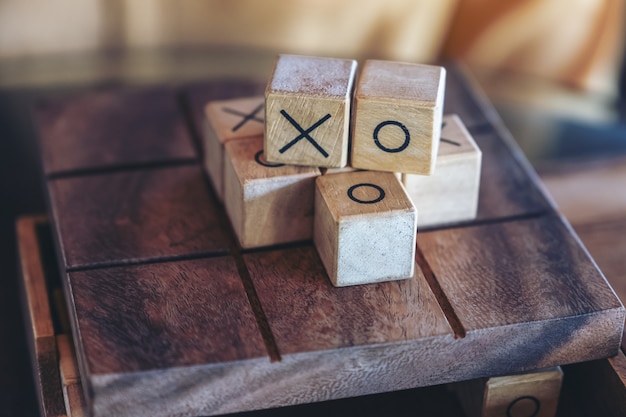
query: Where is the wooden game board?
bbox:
[33,64,624,417]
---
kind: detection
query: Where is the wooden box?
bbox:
[29,64,625,417]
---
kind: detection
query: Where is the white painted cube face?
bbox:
[314,171,417,287]
[336,211,416,286]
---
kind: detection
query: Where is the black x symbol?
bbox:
[440,121,461,146]
[278,110,331,157]
[222,103,264,132]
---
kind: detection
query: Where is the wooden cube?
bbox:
[224,135,320,248]
[265,54,357,168]
[452,367,563,417]
[203,96,265,201]
[351,60,446,175]
[314,171,417,287]
[403,114,481,227]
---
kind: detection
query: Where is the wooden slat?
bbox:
[47,165,230,269]
[70,259,273,417]
[17,216,67,417]
[245,246,452,354]
[575,218,626,311]
[35,87,197,176]
[418,215,624,368]
[539,155,626,350]
[57,334,86,417]
[18,216,55,340]
[67,257,267,375]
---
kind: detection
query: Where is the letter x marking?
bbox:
[278,110,331,158]
[222,103,264,132]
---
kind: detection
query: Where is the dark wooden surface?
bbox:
[17,215,603,417]
[539,155,626,339]
[47,165,231,269]
[419,216,622,330]
[536,154,626,416]
[245,246,453,355]
[36,87,197,176]
[70,257,267,374]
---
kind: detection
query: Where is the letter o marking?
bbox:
[254,150,285,168]
[506,396,540,417]
[373,120,410,153]
[347,183,385,204]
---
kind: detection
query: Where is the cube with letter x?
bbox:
[351,60,446,175]
[264,54,357,168]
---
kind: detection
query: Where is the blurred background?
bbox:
[1,1,625,415]
[1,0,625,159]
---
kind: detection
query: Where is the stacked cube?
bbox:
[202,54,482,287]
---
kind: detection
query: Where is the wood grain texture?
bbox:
[574,218,626,321]
[351,60,445,175]
[18,216,55,340]
[419,215,623,332]
[265,55,357,167]
[47,165,230,269]
[538,155,626,350]
[17,216,67,417]
[57,334,86,417]
[35,87,197,175]
[453,367,563,417]
[203,95,265,201]
[223,135,319,248]
[245,245,452,354]
[15,223,472,417]
[418,215,625,377]
[32,73,626,416]
[403,114,481,227]
[68,257,267,375]
[314,171,416,286]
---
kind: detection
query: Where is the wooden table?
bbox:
[22,63,624,417]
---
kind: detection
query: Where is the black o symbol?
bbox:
[506,396,540,417]
[373,120,411,153]
[347,183,385,204]
[254,150,285,168]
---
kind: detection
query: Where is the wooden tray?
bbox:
[32,64,625,417]
[19,216,626,417]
